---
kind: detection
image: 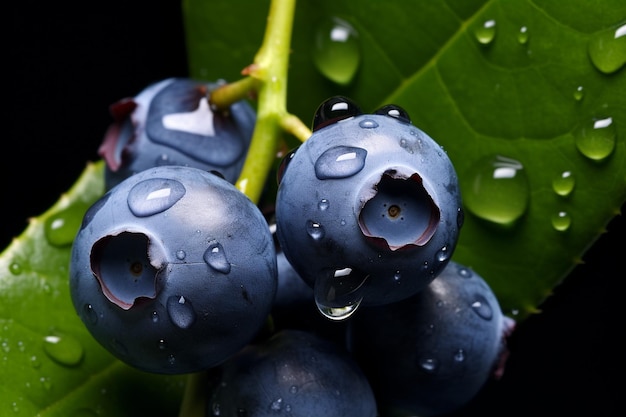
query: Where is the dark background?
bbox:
[8,2,623,416]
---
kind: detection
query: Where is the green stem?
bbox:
[177,372,207,417]
[234,0,298,203]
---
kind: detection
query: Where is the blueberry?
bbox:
[275,97,463,317]
[347,260,514,416]
[98,77,256,190]
[206,329,378,417]
[69,165,277,374]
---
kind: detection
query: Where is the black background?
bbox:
[8,2,623,416]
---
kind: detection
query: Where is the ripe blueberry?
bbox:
[98,77,256,190]
[275,96,463,318]
[70,165,277,374]
[206,329,378,417]
[348,260,514,416]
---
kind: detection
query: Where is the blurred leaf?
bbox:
[185,0,626,318]
[0,161,185,416]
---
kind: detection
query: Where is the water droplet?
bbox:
[44,205,86,247]
[435,245,449,263]
[314,146,367,179]
[211,402,221,416]
[203,242,231,274]
[39,376,52,390]
[9,262,23,275]
[457,207,465,228]
[312,16,361,85]
[575,116,616,161]
[461,155,529,226]
[418,357,439,374]
[151,311,159,323]
[270,398,283,411]
[158,339,167,350]
[358,118,378,129]
[317,199,329,211]
[314,269,367,321]
[43,333,84,366]
[83,304,98,324]
[374,104,412,124]
[312,96,362,131]
[474,19,496,45]
[289,385,298,394]
[175,250,186,260]
[551,211,572,232]
[168,354,176,365]
[588,24,626,74]
[306,221,325,241]
[552,171,575,197]
[471,295,493,320]
[453,349,466,363]
[127,178,186,217]
[457,266,472,278]
[30,355,41,369]
[573,85,584,101]
[167,295,196,329]
[393,271,402,282]
[517,26,529,44]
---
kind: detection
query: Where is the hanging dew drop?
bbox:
[474,19,496,45]
[42,333,84,366]
[551,211,572,232]
[552,171,575,197]
[313,269,367,321]
[461,155,530,227]
[587,24,626,74]
[575,116,616,161]
[312,16,361,85]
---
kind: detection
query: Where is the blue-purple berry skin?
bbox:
[348,261,511,417]
[70,165,277,374]
[275,101,462,308]
[99,77,256,190]
[206,329,378,417]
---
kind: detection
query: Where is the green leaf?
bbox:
[184,0,626,318]
[0,161,185,417]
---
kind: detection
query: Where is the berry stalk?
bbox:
[210,0,310,204]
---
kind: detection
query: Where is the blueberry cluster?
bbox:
[70,80,511,416]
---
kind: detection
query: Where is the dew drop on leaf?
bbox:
[9,262,23,275]
[575,116,616,161]
[517,26,529,44]
[312,16,361,85]
[552,171,575,197]
[44,204,86,247]
[573,85,585,101]
[42,333,84,366]
[474,19,497,45]
[460,155,529,227]
[587,24,626,74]
[551,211,572,232]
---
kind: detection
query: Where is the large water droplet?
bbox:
[461,155,529,227]
[588,24,626,74]
[314,146,367,179]
[314,268,367,321]
[552,171,575,197]
[167,295,197,329]
[42,333,84,366]
[575,116,616,161]
[551,211,572,232]
[471,295,493,320]
[474,19,496,45]
[127,178,186,217]
[312,16,361,85]
[203,242,231,274]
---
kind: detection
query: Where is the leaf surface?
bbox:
[184,0,626,317]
